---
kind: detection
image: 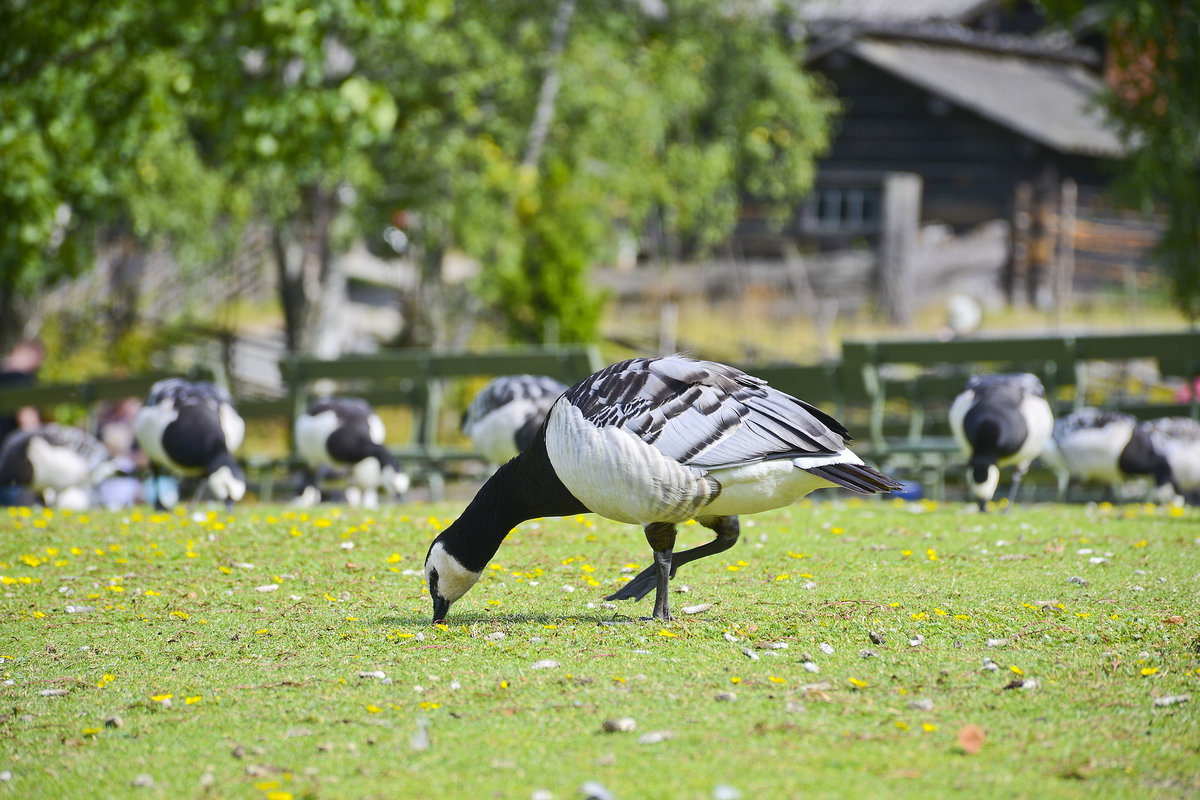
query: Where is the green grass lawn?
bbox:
[2,498,1197,799]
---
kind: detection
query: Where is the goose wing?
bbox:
[463,375,568,431]
[564,356,850,468]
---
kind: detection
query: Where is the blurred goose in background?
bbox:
[0,424,117,509]
[1142,417,1200,503]
[425,356,901,623]
[134,379,245,511]
[294,396,409,508]
[1042,408,1172,501]
[949,373,1053,511]
[461,374,569,465]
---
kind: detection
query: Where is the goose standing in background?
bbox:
[425,356,901,623]
[0,424,116,509]
[1041,408,1172,501]
[134,379,246,511]
[294,397,409,508]
[461,374,568,465]
[949,373,1053,511]
[1143,417,1200,502]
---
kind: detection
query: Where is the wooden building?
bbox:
[733,2,1144,321]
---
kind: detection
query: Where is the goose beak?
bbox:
[432,596,451,624]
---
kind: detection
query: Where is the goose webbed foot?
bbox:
[605,565,660,602]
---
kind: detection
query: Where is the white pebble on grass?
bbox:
[601,718,637,733]
[802,662,819,673]
[741,648,759,661]
[986,638,1008,648]
[531,660,560,670]
[255,584,279,593]
[909,635,925,647]
[485,632,506,641]
[713,785,742,800]
[682,603,712,615]
[1153,694,1190,707]
[819,643,834,655]
[637,731,674,745]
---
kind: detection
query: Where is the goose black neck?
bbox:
[437,434,587,572]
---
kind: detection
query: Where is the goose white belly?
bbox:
[27,438,92,491]
[1001,395,1054,468]
[693,459,839,518]
[295,410,341,468]
[134,401,198,475]
[1056,423,1134,483]
[468,400,538,464]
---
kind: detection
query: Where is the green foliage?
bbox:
[1,0,834,349]
[1039,0,1200,317]
[1,501,1198,797]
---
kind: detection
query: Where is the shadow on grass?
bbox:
[376,610,651,627]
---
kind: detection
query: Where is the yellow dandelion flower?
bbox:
[922,723,937,732]
[266,792,293,800]
[730,676,741,685]
[185,695,202,705]
[1141,667,1159,676]
[151,693,172,702]
[657,630,677,638]
[418,701,441,710]
[82,727,101,736]
[1010,666,1024,676]
[1134,539,1148,548]
[499,681,509,689]
[895,721,910,731]
[386,553,403,564]
[831,527,844,535]
[849,678,868,688]
[366,704,383,713]
[768,676,786,684]
[171,611,189,620]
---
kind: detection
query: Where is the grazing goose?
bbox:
[133,379,246,510]
[462,375,568,465]
[425,356,901,623]
[948,373,1053,510]
[1041,408,1172,501]
[0,424,116,508]
[1143,417,1200,501]
[294,397,409,508]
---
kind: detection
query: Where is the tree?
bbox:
[1039,0,1200,317]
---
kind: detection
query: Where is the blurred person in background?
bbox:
[0,339,45,506]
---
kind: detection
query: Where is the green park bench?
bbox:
[0,367,214,427]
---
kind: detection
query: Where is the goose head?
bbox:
[424,538,483,623]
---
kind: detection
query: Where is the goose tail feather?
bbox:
[806,462,903,495]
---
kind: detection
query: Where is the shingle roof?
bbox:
[844,37,1125,157]
[796,0,992,23]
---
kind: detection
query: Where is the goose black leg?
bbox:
[642,522,677,622]
[607,516,740,603]
[1004,466,1029,513]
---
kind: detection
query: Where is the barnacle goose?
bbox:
[424,356,901,622]
[948,373,1053,510]
[0,424,116,508]
[133,379,246,510]
[294,397,409,508]
[1041,408,1172,501]
[462,375,568,465]
[1142,417,1200,501]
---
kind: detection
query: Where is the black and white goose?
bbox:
[133,379,246,510]
[293,397,409,508]
[1041,408,1172,501]
[462,374,569,465]
[1142,417,1200,501]
[0,424,116,509]
[424,356,901,623]
[949,373,1053,510]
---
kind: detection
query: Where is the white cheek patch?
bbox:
[425,542,483,603]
